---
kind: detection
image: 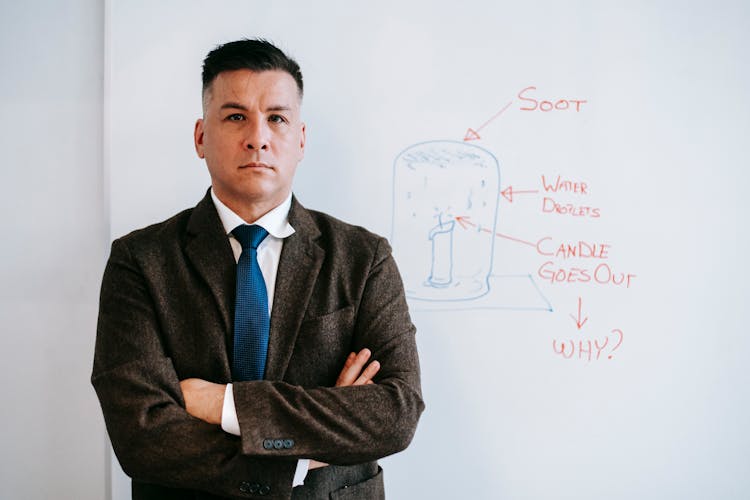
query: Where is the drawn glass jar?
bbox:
[392,140,500,302]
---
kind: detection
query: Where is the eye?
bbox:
[226,113,245,121]
[269,114,288,124]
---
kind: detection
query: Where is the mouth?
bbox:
[239,162,272,169]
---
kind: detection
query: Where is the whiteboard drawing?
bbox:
[392,140,500,301]
[427,219,455,287]
[392,140,551,311]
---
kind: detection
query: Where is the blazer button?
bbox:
[283,439,294,449]
[273,439,284,449]
[259,484,271,495]
[263,439,274,450]
[239,482,251,494]
[249,483,261,494]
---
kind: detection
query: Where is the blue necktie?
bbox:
[231,225,270,381]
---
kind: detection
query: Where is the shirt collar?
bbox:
[210,188,295,239]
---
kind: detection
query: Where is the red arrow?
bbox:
[454,215,475,230]
[463,100,513,141]
[570,297,589,330]
[453,216,536,247]
[464,128,481,141]
[501,186,540,203]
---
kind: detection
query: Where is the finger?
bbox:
[336,349,371,387]
[335,352,357,386]
[339,349,371,386]
[353,360,380,386]
[342,351,357,370]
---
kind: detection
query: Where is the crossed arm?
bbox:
[180,348,381,470]
[180,348,380,426]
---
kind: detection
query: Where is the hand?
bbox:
[310,348,381,470]
[179,378,225,425]
[335,348,381,387]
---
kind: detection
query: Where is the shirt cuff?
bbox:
[221,383,241,436]
[293,459,310,487]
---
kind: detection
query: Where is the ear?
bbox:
[194,119,205,159]
[298,122,306,160]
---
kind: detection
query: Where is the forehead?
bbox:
[205,69,301,106]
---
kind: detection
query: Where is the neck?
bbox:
[213,189,288,224]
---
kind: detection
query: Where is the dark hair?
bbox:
[201,38,303,99]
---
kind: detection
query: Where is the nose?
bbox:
[244,118,269,151]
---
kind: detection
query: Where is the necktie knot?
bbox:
[232,224,268,250]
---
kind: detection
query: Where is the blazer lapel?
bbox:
[183,190,236,376]
[265,197,324,381]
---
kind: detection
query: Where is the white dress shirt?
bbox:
[210,189,309,487]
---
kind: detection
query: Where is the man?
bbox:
[92,39,424,499]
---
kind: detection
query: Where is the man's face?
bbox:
[194,69,305,218]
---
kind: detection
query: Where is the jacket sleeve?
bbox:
[232,237,425,464]
[91,238,297,498]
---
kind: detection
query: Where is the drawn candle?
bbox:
[427,220,455,287]
[392,141,500,301]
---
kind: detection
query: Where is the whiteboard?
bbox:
[107,1,750,499]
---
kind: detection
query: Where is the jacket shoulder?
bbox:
[111,207,193,254]
[305,208,390,257]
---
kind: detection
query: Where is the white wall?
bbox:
[0,1,107,499]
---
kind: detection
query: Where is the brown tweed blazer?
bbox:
[92,191,424,499]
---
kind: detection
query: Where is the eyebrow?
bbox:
[219,102,293,112]
[219,102,247,111]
